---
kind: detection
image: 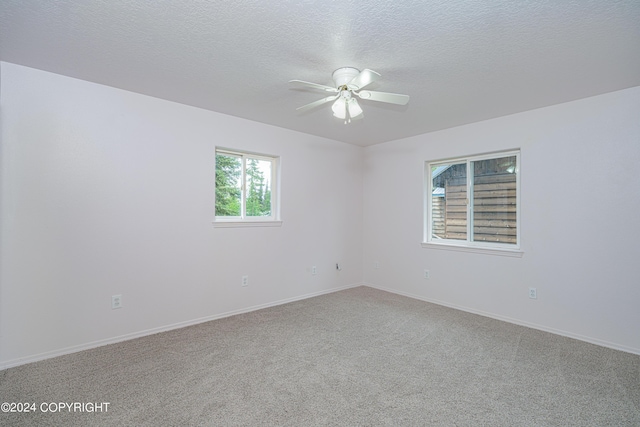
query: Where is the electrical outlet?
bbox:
[311,266,317,275]
[424,270,430,279]
[112,295,122,309]
[529,287,537,299]
[374,261,380,269]
[242,275,249,287]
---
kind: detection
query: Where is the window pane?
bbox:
[432,163,467,240]
[245,158,272,217]
[215,153,242,216]
[472,156,517,244]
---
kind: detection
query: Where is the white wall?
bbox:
[363,85,640,354]
[0,62,364,367]
[2,61,638,368]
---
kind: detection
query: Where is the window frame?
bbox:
[213,147,281,228]
[423,150,522,257]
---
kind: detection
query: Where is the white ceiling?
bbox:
[2,1,639,147]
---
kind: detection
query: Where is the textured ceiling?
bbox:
[2,0,639,146]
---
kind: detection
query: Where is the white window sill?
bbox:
[421,242,524,258]
[213,220,283,228]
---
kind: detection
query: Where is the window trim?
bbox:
[424,150,522,256]
[213,220,282,228]
[213,147,281,227]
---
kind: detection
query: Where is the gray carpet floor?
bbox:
[1,286,639,426]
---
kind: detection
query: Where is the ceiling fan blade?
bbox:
[289,80,338,92]
[356,90,410,105]
[296,95,340,112]
[347,69,380,90]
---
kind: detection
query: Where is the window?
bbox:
[424,150,520,255]
[214,148,280,227]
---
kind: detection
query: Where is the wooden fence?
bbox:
[432,173,516,244]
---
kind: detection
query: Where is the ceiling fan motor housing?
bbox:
[332,67,360,88]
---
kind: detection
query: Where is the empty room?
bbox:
[1,1,639,426]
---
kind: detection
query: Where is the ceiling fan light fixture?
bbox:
[332,98,347,119]
[347,98,363,119]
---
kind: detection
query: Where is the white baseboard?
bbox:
[364,283,640,356]
[0,283,363,370]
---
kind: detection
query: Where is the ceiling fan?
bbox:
[289,67,409,123]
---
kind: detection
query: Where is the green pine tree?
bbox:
[246,158,266,216]
[215,154,241,216]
